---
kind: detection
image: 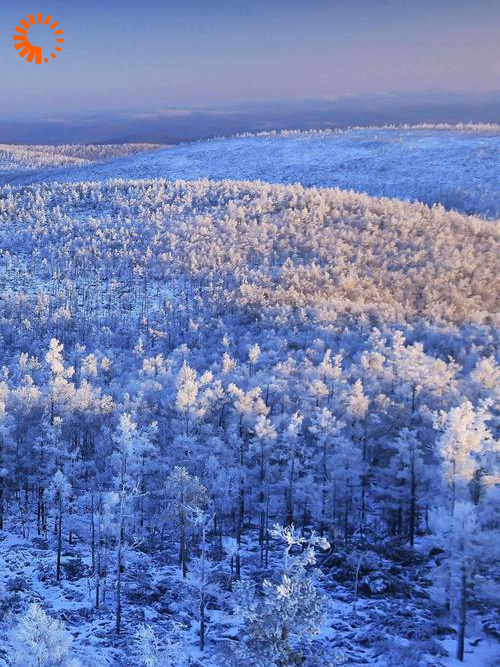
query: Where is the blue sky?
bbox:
[1,0,499,119]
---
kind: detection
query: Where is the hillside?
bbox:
[1,128,499,219]
[1,178,498,326]
[0,143,164,179]
[0,175,498,666]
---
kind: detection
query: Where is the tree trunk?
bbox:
[95,543,101,610]
[116,526,123,633]
[116,547,122,633]
[37,485,42,536]
[409,457,416,546]
[264,496,270,568]
[0,440,4,531]
[90,492,95,573]
[456,564,467,661]
[180,522,187,578]
[56,497,62,581]
[360,416,368,533]
[235,480,244,580]
[286,456,295,526]
[116,482,125,634]
[320,439,328,537]
[199,522,207,651]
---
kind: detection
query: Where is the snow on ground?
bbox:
[441,636,500,667]
[1,128,498,219]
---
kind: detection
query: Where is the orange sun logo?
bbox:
[13,13,64,64]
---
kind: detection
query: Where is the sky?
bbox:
[0,0,499,137]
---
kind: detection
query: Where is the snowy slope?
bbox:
[0,143,164,177]
[2,128,499,219]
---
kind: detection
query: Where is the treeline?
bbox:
[0,143,163,173]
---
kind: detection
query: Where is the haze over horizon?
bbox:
[1,0,499,142]
[0,89,498,144]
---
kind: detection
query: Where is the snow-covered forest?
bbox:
[5,128,497,220]
[0,144,164,174]
[0,145,498,666]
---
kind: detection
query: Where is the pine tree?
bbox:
[233,524,330,667]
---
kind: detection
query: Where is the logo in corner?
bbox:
[13,13,64,64]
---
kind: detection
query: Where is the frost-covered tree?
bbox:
[233,524,330,666]
[433,400,497,661]
[134,624,161,667]
[48,470,72,581]
[14,602,80,667]
[134,622,187,667]
[309,407,342,538]
[111,413,156,633]
[165,466,208,578]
